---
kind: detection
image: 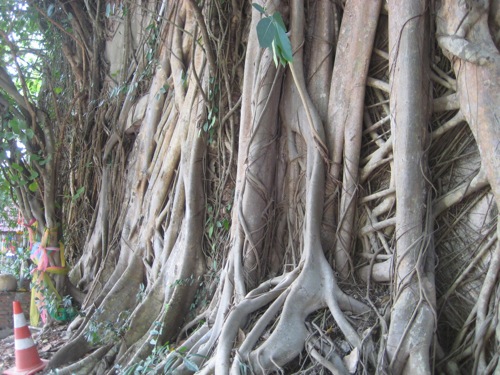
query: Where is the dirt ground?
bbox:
[0,323,69,373]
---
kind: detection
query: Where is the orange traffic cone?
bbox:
[3,301,48,375]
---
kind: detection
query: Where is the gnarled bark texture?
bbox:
[42,0,500,374]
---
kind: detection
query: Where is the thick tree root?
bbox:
[56,344,117,375]
[242,254,370,374]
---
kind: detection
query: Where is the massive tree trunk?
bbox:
[45,0,500,374]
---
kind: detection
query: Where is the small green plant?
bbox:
[84,308,130,346]
[148,320,163,346]
[136,282,146,302]
[199,76,220,143]
[205,204,231,241]
[115,321,204,374]
[239,360,250,375]
[109,83,129,99]
[84,307,104,345]
[31,281,78,323]
[252,3,293,67]
[145,21,160,62]
[45,293,78,322]
[116,342,170,374]
[169,347,203,373]
[63,185,85,202]
[170,274,195,288]
[155,84,169,100]
[189,279,205,313]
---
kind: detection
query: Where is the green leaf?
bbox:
[11,163,23,172]
[25,128,34,140]
[271,40,279,66]
[5,132,16,140]
[54,87,63,94]
[10,119,20,135]
[28,181,38,192]
[163,357,176,372]
[47,4,55,17]
[157,84,169,98]
[252,3,266,14]
[30,154,41,163]
[272,12,286,31]
[73,186,85,201]
[256,17,276,49]
[253,10,292,67]
[181,70,188,88]
[183,358,199,372]
[276,27,293,63]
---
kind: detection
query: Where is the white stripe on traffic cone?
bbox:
[3,301,48,375]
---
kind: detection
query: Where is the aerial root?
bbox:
[153,256,371,375]
[216,256,372,375]
[216,269,300,374]
[148,269,299,374]
[472,239,500,374]
[307,342,350,375]
[305,322,354,375]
